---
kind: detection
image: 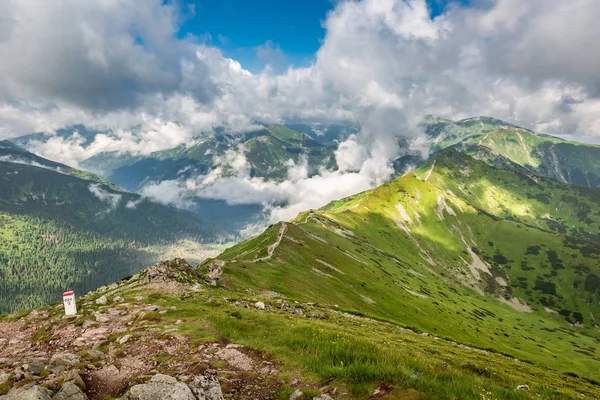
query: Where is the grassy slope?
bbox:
[427,116,600,187]
[0,159,213,313]
[4,269,597,400]
[204,150,600,382]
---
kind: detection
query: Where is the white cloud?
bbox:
[88,183,122,210]
[2,0,600,222]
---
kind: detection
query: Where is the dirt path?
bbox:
[255,223,288,262]
[423,160,436,181]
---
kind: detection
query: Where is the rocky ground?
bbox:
[0,259,332,400]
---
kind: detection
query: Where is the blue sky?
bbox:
[179,0,470,73]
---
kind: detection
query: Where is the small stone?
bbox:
[175,320,183,325]
[190,373,225,400]
[95,296,108,305]
[135,296,144,301]
[118,335,133,345]
[113,295,124,303]
[94,313,111,323]
[86,350,103,360]
[313,395,334,400]
[290,389,304,400]
[53,381,87,400]
[254,302,265,310]
[23,362,45,375]
[516,385,530,391]
[50,353,81,368]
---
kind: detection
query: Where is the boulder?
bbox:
[52,381,87,400]
[190,373,224,400]
[516,385,530,391]
[0,383,52,400]
[289,389,304,400]
[254,302,265,310]
[119,374,195,400]
[50,353,80,368]
[95,296,108,305]
[313,395,334,400]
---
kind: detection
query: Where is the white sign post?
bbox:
[62,291,77,316]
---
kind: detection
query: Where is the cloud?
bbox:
[88,184,122,210]
[2,0,600,223]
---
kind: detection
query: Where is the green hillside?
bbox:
[426,117,600,187]
[0,144,217,313]
[203,149,600,383]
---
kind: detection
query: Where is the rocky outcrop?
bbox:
[145,259,205,285]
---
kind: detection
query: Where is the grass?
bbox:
[202,150,600,384]
[140,290,599,399]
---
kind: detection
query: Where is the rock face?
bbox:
[0,383,52,400]
[145,259,205,285]
[119,373,224,400]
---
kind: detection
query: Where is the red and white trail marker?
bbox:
[62,291,77,316]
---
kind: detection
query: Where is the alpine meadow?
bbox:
[0,1,599,399]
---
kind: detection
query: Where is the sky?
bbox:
[179,0,470,72]
[0,0,599,221]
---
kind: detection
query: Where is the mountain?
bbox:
[0,259,598,399]
[0,141,218,313]
[284,120,359,146]
[425,116,600,187]
[202,149,600,383]
[11,124,104,148]
[83,125,336,192]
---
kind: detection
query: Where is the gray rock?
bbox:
[50,353,81,368]
[86,350,103,361]
[52,381,87,400]
[94,313,111,323]
[118,335,133,345]
[120,374,195,400]
[0,383,52,400]
[289,389,304,400]
[113,296,124,303]
[313,395,334,400]
[190,373,224,400]
[23,362,46,375]
[516,385,530,391]
[254,302,265,310]
[95,296,108,305]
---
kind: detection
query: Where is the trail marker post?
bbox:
[63,291,77,316]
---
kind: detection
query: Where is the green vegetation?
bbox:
[124,282,599,399]
[426,116,600,187]
[0,146,214,313]
[204,149,600,384]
